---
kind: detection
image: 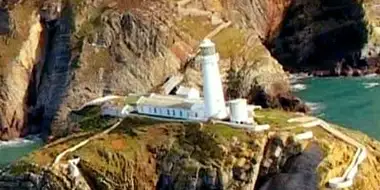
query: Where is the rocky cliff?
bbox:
[268,0,380,76]
[0,0,306,140]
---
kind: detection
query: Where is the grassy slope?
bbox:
[10,108,380,189]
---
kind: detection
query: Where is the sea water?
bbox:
[293,75,380,139]
[0,136,43,167]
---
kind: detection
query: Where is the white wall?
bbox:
[136,105,192,120]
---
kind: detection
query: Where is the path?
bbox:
[175,0,232,55]
[52,119,122,166]
[288,117,367,189]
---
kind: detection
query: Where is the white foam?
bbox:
[291,83,307,92]
[305,102,325,114]
[363,73,378,78]
[363,82,379,89]
[0,135,42,148]
[289,73,311,83]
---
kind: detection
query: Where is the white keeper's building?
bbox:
[134,39,256,124]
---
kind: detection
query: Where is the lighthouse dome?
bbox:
[200,39,216,56]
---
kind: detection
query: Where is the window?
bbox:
[149,107,152,113]
[179,111,183,117]
[154,108,157,114]
[172,110,175,116]
[195,112,198,118]
[167,109,170,115]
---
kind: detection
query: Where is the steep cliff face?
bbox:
[47,0,302,137]
[0,1,43,140]
[232,0,291,41]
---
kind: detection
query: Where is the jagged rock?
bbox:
[268,0,377,75]
[235,158,246,168]
[40,0,62,21]
[258,142,323,190]
[0,9,9,34]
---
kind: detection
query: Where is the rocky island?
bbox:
[1,0,380,189]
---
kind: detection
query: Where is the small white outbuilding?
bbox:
[175,86,200,99]
[228,99,252,124]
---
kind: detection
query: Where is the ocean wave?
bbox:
[0,135,42,148]
[363,82,379,89]
[363,73,378,78]
[305,102,325,114]
[291,83,307,92]
[290,73,311,84]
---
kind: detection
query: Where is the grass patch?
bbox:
[124,95,141,105]
[9,161,42,175]
[211,27,245,59]
[245,44,270,63]
[72,105,101,116]
[79,115,117,131]
[78,44,114,79]
[204,123,250,142]
[20,134,92,166]
[176,16,214,41]
[255,109,297,128]
[70,105,117,132]
[72,133,142,175]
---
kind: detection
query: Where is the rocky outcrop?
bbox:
[233,0,291,40]
[0,170,57,190]
[267,0,377,76]
[224,57,308,112]
[0,9,10,34]
[258,142,323,190]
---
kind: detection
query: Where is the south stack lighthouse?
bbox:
[199,39,228,119]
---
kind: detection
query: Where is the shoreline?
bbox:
[288,70,380,78]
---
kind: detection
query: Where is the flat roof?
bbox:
[176,86,199,96]
[228,98,247,104]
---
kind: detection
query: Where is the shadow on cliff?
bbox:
[268,0,368,75]
[256,142,324,190]
[27,4,73,141]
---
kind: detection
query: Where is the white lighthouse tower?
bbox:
[199,39,228,119]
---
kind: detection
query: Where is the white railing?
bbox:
[288,117,367,188]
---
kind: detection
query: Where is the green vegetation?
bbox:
[255,109,298,128]
[70,105,117,131]
[9,161,42,175]
[245,44,270,63]
[212,27,245,59]
[78,45,114,79]
[79,115,117,131]
[176,16,215,41]
[124,95,141,105]
[17,134,93,166]
[204,123,251,143]
[71,0,104,39]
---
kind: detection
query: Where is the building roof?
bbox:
[228,98,247,104]
[136,94,203,109]
[176,86,199,96]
